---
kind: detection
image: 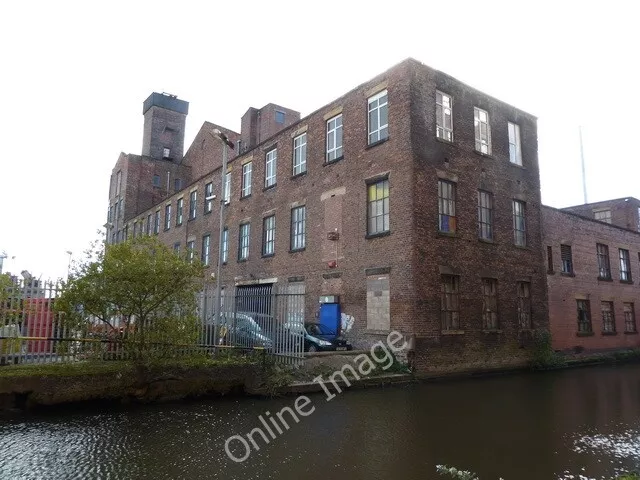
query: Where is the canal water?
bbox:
[2,364,640,480]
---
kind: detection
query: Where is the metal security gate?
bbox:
[199,283,305,365]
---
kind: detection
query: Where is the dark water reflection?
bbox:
[2,364,640,479]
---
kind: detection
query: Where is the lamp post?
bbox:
[209,129,235,338]
[65,250,73,280]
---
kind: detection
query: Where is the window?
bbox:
[174,178,182,192]
[124,225,129,241]
[561,244,573,274]
[242,162,252,197]
[154,211,160,234]
[594,209,612,224]
[438,180,456,233]
[265,149,277,188]
[291,205,306,251]
[118,200,123,218]
[224,172,231,204]
[601,301,616,333]
[164,204,171,230]
[624,303,637,333]
[262,215,276,256]
[481,278,498,330]
[116,171,122,195]
[153,174,161,187]
[173,242,180,254]
[547,246,554,272]
[293,133,307,176]
[368,89,388,144]
[508,122,522,165]
[146,214,152,235]
[176,198,184,226]
[435,91,453,142]
[367,179,390,236]
[275,110,285,124]
[238,223,250,261]
[577,300,592,333]
[512,200,526,246]
[222,228,229,264]
[620,248,632,281]
[517,282,531,329]
[163,147,171,159]
[108,205,113,223]
[597,243,611,279]
[202,235,211,266]
[474,107,491,154]
[441,275,460,330]
[204,182,214,214]
[133,222,138,238]
[477,191,493,240]
[187,240,195,263]
[326,114,343,162]
[189,191,197,220]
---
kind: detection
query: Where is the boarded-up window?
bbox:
[367,275,390,331]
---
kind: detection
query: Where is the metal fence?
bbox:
[1,277,306,366]
[198,282,306,366]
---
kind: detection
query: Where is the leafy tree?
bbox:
[56,236,205,361]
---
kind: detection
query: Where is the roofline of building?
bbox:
[542,204,640,236]
[560,196,640,211]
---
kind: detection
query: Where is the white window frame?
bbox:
[291,205,306,251]
[513,200,526,246]
[224,172,231,204]
[176,198,183,225]
[242,162,252,197]
[187,240,195,263]
[263,215,276,256]
[204,182,214,213]
[239,223,250,261]
[326,114,343,162]
[202,235,210,266]
[189,190,197,220]
[508,122,522,165]
[368,90,388,145]
[293,133,307,176]
[154,211,160,234]
[594,209,612,224]
[474,107,492,155]
[164,204,171,230]
[436,91,453,142]
[367,179,390,235]
[222,228,229,264]
[265,148,277,188]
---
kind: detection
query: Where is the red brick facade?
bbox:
[543,206,640,351]
[107,58,549,372]
[562,197,640,232]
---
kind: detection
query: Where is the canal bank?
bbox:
[2,348,640,413]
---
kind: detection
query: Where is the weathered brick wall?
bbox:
[408,59,547,371]
[543,206,640,351]
[141,105,187,160]
[562,197,640,232]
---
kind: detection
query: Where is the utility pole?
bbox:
[209,129,235,341]
[579,125,588,204]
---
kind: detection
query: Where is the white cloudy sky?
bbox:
[0,0,638,279]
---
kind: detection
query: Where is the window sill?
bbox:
[366,231,391,240]
[514,244,529,250]
[624,331,639,335]
[291,171,307,180]
[482,329,503,334]
[164,228,170,232]
[237,258,248,263]
[435,136,454,146]
[509,162,526,169]
[597,276,613,282]
[289,248,306,254]
[576,331,594,337]
[560,272,576,277]
[437,231,458,238]
[602,331,617,336]
[478,237,495,244]
[240,194,252,201]
[188,217,196,222]
[474,150,494,159]
[263,185,276,192]
[441,330,465,335]
[324,155,344,166]
[176,222,183,228]
[203,210,212,216]
[365,137,389,150]
[620,279,634,284]
[262,253,275,259]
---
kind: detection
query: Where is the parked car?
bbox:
[302,323,352,353]
[218,313,273,349]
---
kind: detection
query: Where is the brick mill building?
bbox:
[106,58,550,372]
[543,199,640,352]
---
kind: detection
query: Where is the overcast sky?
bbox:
[1,0,638,280]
